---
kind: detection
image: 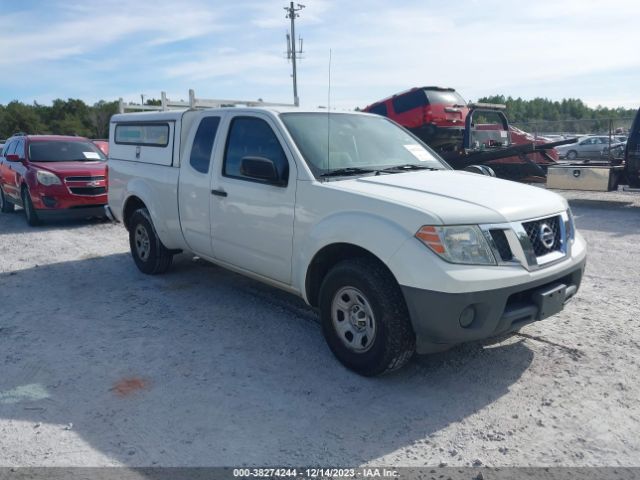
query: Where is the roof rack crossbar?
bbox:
[118,89,295,113]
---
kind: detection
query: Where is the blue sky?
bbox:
[1,0,639,110]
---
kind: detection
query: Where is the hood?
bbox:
[32,161,106,177]
[330,170,567,224]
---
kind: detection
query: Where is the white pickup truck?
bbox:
[107,107,586,376]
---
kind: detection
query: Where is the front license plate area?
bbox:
[533,283,567,320]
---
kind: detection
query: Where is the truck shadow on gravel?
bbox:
[0,253,533,466]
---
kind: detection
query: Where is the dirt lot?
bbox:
[0,188,639,467]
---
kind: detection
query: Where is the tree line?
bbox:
[0,99,119,141]
[1,96,637,141]
[476,95,637,134]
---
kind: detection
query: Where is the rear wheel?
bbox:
[21,188,40,226]
[128,208,173,274]
[566,150,578,160]
[0,186,15,213]
[319,258,415,376]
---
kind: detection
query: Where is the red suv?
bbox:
[0,134,107,225]
[363,86,469,146]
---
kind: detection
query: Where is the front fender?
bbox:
[292,211,412,301]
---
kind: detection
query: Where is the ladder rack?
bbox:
[118,89,294,113]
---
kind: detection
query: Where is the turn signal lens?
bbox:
[415,225,497,265]
[415,226,446,254]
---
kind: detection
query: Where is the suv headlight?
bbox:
[36,170,62,186]
[416,225,496,265]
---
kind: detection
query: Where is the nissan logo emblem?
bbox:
[539,223,555,249]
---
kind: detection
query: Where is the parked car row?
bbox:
[0,134,108,225]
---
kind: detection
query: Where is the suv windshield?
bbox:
[424,89,466,106]
[28,141,106,162]
[280,113,449,178]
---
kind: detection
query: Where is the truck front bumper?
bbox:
[401,257,586,354]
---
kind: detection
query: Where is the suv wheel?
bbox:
[129,208,173,274]
[0,186,15,213]
[21,188,40,226]
[319,258,415,376]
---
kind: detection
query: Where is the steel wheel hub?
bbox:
[134,225,151,261]
[331,286,377,353]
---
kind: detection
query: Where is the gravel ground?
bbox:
[0,188,639,467]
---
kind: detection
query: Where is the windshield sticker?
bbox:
[404,144,433,162]
[83,151,101,159]
[500,131,508,137]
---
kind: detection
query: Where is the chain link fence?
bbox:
[510,117,634,161]
[511,117,634,138]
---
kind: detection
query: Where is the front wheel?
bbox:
[319,258,415,376]
[0,186,15,213]
[22,188,40,226]
[128,208,173,274]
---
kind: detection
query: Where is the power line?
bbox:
[284,2,305,107]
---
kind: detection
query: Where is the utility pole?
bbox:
[285,2,305,106]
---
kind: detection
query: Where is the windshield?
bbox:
[28,141,106,162]
[280,113,449,178]
[425,89,466,106]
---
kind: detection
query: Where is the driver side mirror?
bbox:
[240,156,284,185]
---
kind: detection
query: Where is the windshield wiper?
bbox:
[375,164,439,173]
[319,167,375,178]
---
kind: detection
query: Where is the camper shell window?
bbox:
[115,123,170,147]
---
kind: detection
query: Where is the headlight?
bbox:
[36,170,62,186]
[416,225,496,265]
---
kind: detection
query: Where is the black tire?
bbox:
[566,150,578,160]
[0,186,15,213]
[627,171,640,188]
[319,258,415,376]
[128,208,173,274]
[21,188,41,226]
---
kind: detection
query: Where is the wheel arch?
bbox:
[122,195,147,231]
[305,243,401,308]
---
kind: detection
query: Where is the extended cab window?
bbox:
[115,123,169,147]
[190,116,220,174]
[223,117,289,185]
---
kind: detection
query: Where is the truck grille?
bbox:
[69,187,107,196]
[489,229,513,261]
[522,216,562,256]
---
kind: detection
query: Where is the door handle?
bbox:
[211,189,227,197]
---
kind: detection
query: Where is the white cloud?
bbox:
[0,0,224,66]
[1,0,639,109]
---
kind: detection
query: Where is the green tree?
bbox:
[0,101,45,138]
